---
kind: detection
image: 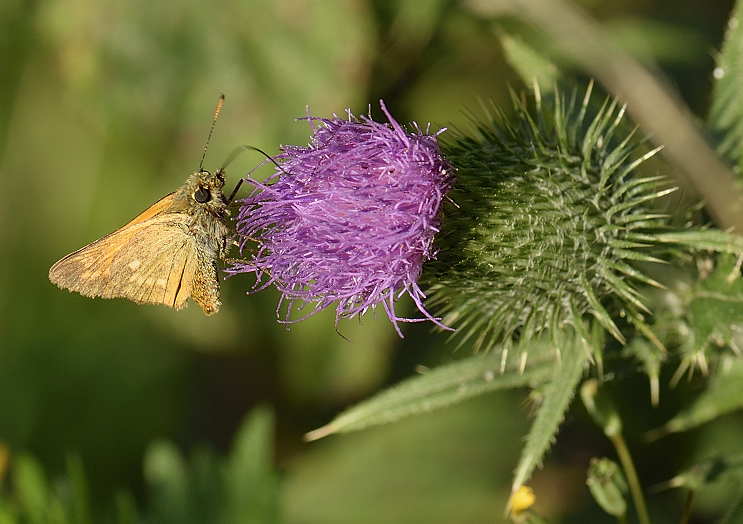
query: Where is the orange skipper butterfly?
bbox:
[49,96,235,315]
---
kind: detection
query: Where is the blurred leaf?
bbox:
[496,29,559,92]
[12,453,52,524]
[605,17,708,66]
[647,358,743,440]
[305,342,557,440]
[581,379,622,438]
[225,406,281,524]
[4,450,135,524]
[143,442,189,524]
[33,0,373,135]
[143,443,225,524]
[187,448,225,524]
[65,454,91,524]
[114,491,140,524]
[687,255,743,356]
[661,452,743,524]
[142,406,279,524]
[0,503,16,524]
[708,0,743,170]
[510,330,588,499]
[667,453,743,491]
[722,488,743,524]
[624,337,664,406]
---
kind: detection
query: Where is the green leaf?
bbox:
[623,337,664,406]
[722,488,743,524]
[187,448,225,524]
[687,255,743,355]
[510,329,588,499]
[12,454,51,524]
[139,406,281,524]
[496,29,559,91]
[647,358,743,440]
[666,453,743,491]
[305,343,558,440]
[113,491,139,524]
[708,0,743,169]
[225,406,281,524]
[142,441,189,524]
[65,454,91,524]
[656,453,743,524]
[0,502,17,524]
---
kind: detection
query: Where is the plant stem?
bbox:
[679,492,694,524]
[608,432,651,524]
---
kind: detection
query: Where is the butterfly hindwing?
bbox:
[108,215,199,309]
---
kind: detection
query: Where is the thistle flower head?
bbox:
[228,101,454,336]
[425,84,676,357]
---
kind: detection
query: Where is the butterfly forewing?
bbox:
[49,219,153,299]
[50,214,193,307]
[121,192,177,228]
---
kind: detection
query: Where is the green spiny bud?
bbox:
[586,457,629,518]
[425,83,674,358]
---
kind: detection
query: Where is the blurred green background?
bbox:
[0,0,740,522]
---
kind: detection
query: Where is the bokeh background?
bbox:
[1,0,741,522]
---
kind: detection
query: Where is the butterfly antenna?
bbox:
[200,94,225,171]
[224,145,292,204]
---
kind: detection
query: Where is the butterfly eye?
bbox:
[194,186,211,203]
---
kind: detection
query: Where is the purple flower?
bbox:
[227,101,454,336]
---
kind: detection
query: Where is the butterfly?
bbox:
[49,96,236,315]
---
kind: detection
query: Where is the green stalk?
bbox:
[606,431,651,524]
[581,380,651,524]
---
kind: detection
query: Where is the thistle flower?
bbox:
[228,101,454,336]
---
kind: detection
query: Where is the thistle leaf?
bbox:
[305,345,558,441]
[646,358,743,440]
[708,0,743,170]
[624,337,664,406]
[666,453,743,491]
[510,330,588,500]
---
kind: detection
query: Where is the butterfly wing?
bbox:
[49,212,220,314]
[121,192,177,228]
[107,215,199,310]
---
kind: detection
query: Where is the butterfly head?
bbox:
[181,168,229,216]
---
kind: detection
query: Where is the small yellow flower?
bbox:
[510,485,536,517]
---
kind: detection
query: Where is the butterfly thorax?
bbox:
[166,169,230,257]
